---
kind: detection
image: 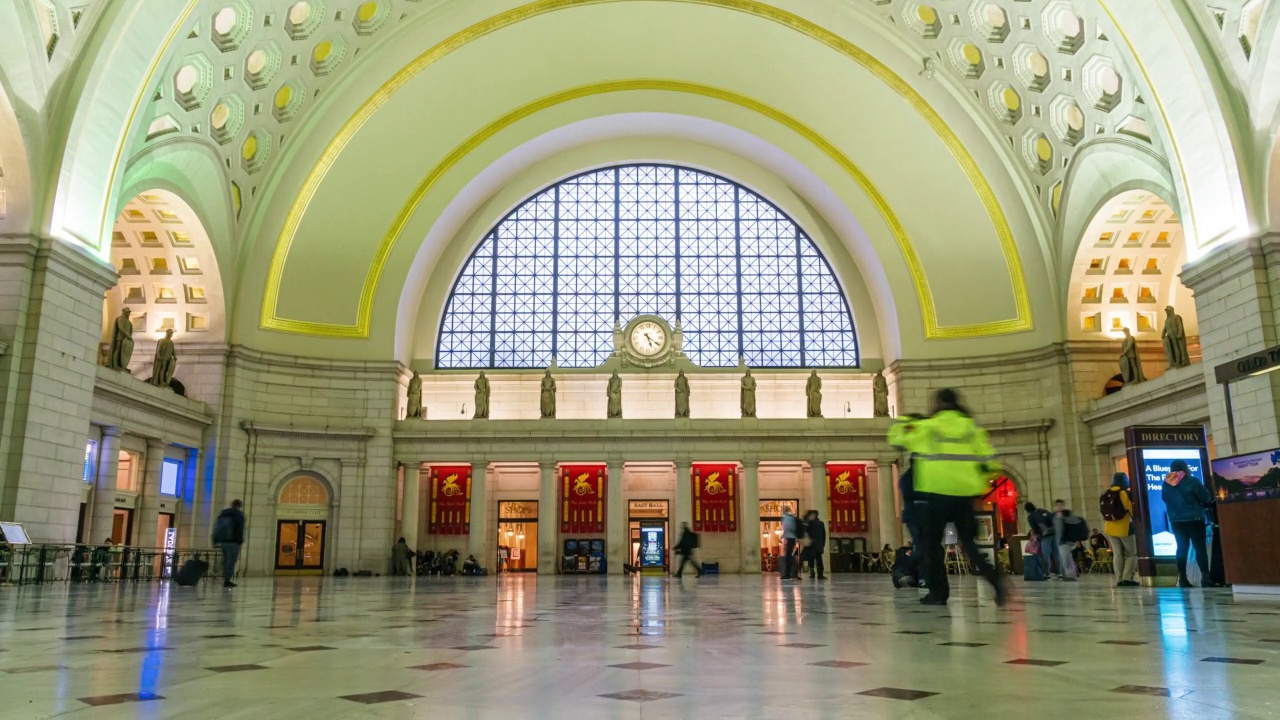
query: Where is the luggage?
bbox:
[174,558,208,587]
[702,562,719,575]
[1023,554,1046,581]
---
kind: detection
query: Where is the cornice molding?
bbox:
[240,421,377,441]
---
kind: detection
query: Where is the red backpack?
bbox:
[1099,488,1128,522]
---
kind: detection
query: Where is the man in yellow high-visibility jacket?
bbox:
[888,388,1005,607]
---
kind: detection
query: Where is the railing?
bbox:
[0,544,224,585]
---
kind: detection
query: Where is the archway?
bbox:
[0,79,32,236]
[274,474,331,575]
[102,189,226,384]
[1065,189,1198,389]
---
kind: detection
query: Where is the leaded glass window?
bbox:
[437,165,859,369]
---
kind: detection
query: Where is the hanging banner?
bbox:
[826,463,868,534]
[428,465,472,535]
[561,464,606,534]
[692,463,737,533]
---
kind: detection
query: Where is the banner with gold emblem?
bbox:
[428,465,472,535]
[826,463,867,534]
[561,464,606,534]
[692,463,737,533]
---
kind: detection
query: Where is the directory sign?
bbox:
[639,524,666,569]
[1123,425,1211,575]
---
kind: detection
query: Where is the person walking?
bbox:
[1052,499,1087,581]
[1024,502,1057,578]
[779,507,800,581]
[392,537,412,576]
[1162,460,1219,588]
[888,389,1005,606]
[673,522,702,578]
[1100,473,1139,587]
[802,510,827,580]
[212,499,245,589]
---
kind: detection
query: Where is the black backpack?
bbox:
[211,514,232,543]
[1099,488,1128,522]
[1063,517,1089,543]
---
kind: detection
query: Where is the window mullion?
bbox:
[551,184,560,366]
[734,184,744,365]
[489,232,497,368]
[796,227,806,367]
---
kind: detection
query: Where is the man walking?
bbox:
[673,522,702,578]
[802,510,827,580]
[212,499,245,589]
[1100,473,1139,586]
[888,389,1005,606]
[780,507,800,581]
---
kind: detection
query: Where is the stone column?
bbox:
[1181,234,1280,454]
[137,439,166,548]
[739,460,761,573]
[89,427,121,544]
[177,447,199,548]
[401,462,420,551]
[807,458,829,574]
[873,458,900,549]
[674,458,692,534]
[0,237,117,542]
[467,460,489,568]
[537,461,557,574]
[606,459,626,575]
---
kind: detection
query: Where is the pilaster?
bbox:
[89,426,121,544]
[137,438,165,547]
[467,460,489,566]
[537,461,557,574]
[739,460,761,573]
[606,459,625,575]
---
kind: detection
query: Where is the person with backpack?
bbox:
[1100,473,1139,587]
[1052,499,1088,580]
[887,389,1005,607]
[212,499,246,589]
[1162,460,1220,588]
[1024,502,1057,578]
[801,510,827,580]
[673,522,702,578]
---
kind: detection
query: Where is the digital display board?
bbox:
[1211,448,1280,503]
[639,525,666,569]
[1123,425,1211,576]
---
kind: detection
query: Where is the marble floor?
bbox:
[0,573,1276,719]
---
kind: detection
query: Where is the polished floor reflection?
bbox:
[0,574,1275,718]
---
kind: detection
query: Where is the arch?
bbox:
[0,76,33,236]
[103,189,227,346]
[1064,189,1197,342]
[266,467,339,510]
[278,475,330,506]
[435,163,858,369]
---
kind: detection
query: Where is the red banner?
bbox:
[692,463,737,532]
[826,463,868,534]
[428,465,471,535]
[561,464,606,534]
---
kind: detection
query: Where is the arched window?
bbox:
[279,475,329,505]
[437,165,859,369]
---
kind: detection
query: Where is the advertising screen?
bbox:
[1211,448,1280,503]
[1138,448,1204,558]
[639,525,665,568]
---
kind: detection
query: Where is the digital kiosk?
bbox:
[1123,425,1211,581]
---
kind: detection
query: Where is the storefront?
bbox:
[496,500,538,572]
[759,499,798,573]
[628,500,669,570]
[274,475,330,574]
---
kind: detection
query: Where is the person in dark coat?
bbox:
[1162,459,1220,588]
[212,499,245,589]
[673,522,702,578]
[801,510,827,579]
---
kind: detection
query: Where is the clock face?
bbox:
[629,321,667,356]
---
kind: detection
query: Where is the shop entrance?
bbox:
[111,508,133,545]
[759,499,798,573]
[628,500,669,570]
[275,520,326,572]
[496,501,538,572]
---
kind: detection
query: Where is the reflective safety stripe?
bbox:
[916,453,994,463]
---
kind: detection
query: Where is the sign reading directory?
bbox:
[1123,425,1211,576]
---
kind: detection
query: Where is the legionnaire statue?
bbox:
[806,370,823,418]
[607,371,623,419]
[150,329,177,387]
[741,368,757,418]
[540,369,557,419]
[1119,327,1146,384]
[675,370,691,418]
[107,307,135,371]
[406,372,424,419]
[1162,306,1190,368]
[474,371,490,419]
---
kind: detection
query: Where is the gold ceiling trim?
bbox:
[96,1,203,256]
[261,0,1032,339]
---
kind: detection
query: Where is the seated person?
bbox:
[462,554,480,575]
[891,545,918,589]
[1089,529,1110,552]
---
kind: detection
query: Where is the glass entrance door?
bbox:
[275,520,326,572]
[496,501,538,573]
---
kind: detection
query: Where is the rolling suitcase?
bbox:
[175,558,208,587]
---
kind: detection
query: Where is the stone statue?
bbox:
[674,370,690,418]
[406,372,423,419]
[540,369,557,419]
[741,368,757,418]
[1162,306,1190,368]
[107,307,134,371]
[607,371,623,419]
[1119,327,1146,384]
[806,370,823,418]
[150,329,177,388]
[473,371,490,419]
[872,371,890,418]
